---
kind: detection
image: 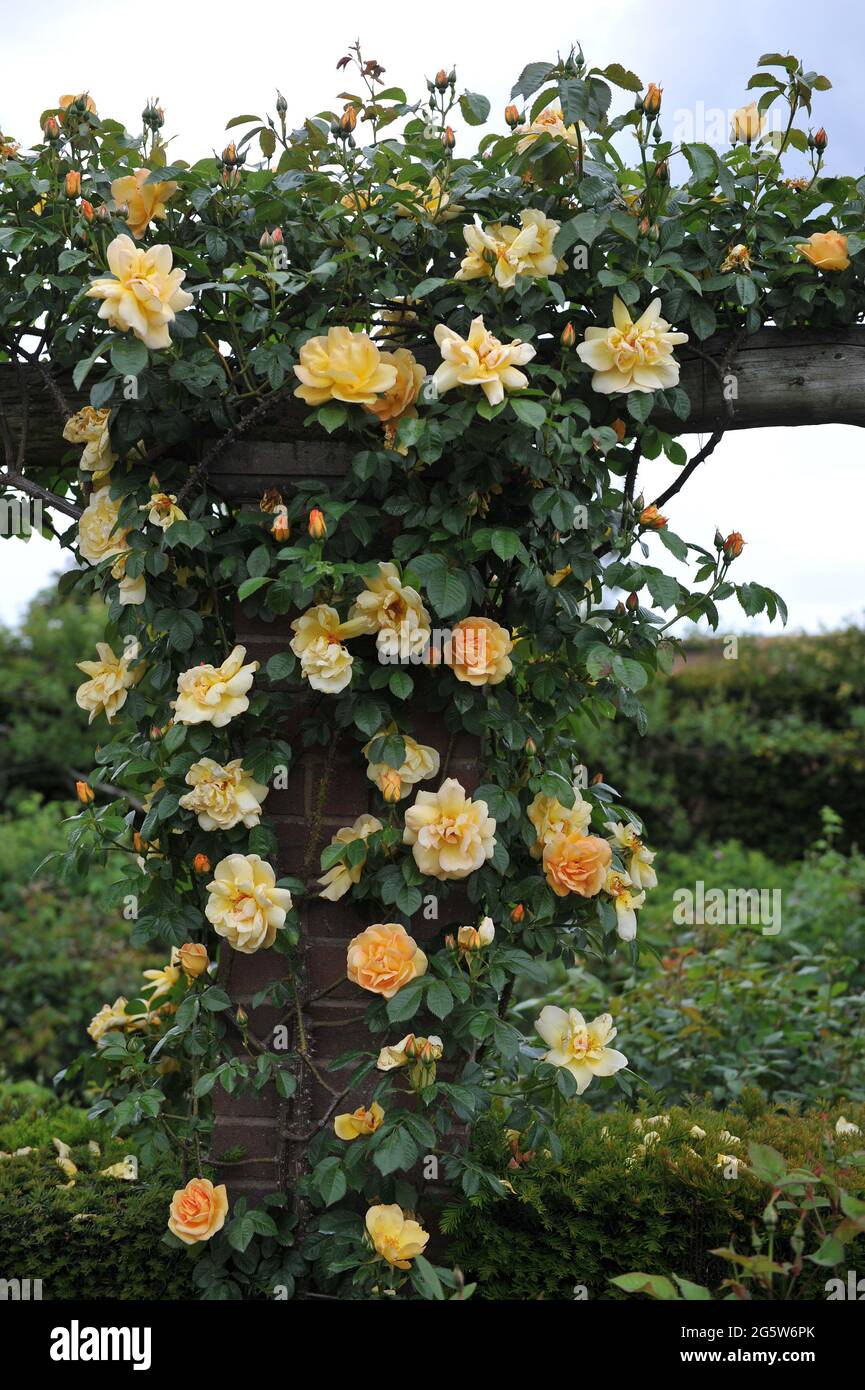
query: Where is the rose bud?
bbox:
[259,228,274,249]
[272,226,284,244]
[340,106,358,135]
[639,504,667,529]
[65,169,81,198]
[560,321,576,349]
[308,507,327,539]
[379,768,402,803]
[723,531,745,559]
[193,852,211,875]
[43,115,60,141]
[80,199,94,222]
[76,780,95,804]
[442,125,456,150]
[271,506,290,541]
[510,903,525,924]
[642,83,662,117]
[435,69,449,92]
[179,942,209,981]
[813,127,828,152]
[504,104,520,129]
[611,418,627,442]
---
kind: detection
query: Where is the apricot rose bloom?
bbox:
[535,1005,628,1093]
[527,791,592,859]
[290,603,366,693]
[334,1102,385,1141]
[179,757,269,831]
[403,777,496,880]
[168,1178,229,1245]
[63,406,116,474]
[795,230,850,272]
[363,728,440,800]
[432,316,536,406]
[516,104,579,153]
[111,168,177,239]
[448,616,513,686]
[348,562,431,657]
[317,813,383,901]
[542,832,611,897]
[76,640,142,723]
[456,209,563,289]
[86,235,193,350]
[178,942,209,981]
[293,327,397,406]
[172,646,258,727]
[365,1204,429,1269]
[205,853,293,954]
[577,296,689,394]
[347,923,428,999]
[363,347,425,423]
[731,102,765,143]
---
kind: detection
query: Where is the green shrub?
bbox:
[0,1081,195,1300]
[445,1096,865,1300]
[0,796,148,1086]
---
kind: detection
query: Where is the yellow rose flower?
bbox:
[731,102,765,143]
[577,296,689,394]
[141,491,187,529]
[63,406,117,474]
[363,347,425,423]
[172,646,259,727]
[76,640,143,724]
[432,316,536,406]
[534,1005,628,1093]
[347,922,428,998]
[293,327,397,406]
[527,792,592,858]
[365,1204,430,1268]
[516,105,579,153]
[205,853,293,954]
[334,1102,385,1140]
[376,1033,443,1071]
[362,727,440,800]
[168,1178,229,1245]
[403,776,496,880]
[141,955,182,1002]
[86,235,193,351]
[456,917,495,952]
[795,230,850,271]
[77,487,128,566]
[447,616,513,686]
[456,209,563,289]
[111,552,146,606]
[87,995,131,1044]
[289,603,366,694]
[317,813,383,901]
[392,175,463,221]
[542,832,611,897]
[111,168,177,239]
[604,868,645,942]
[604,819,657,890]
[178,942,209,981]
[348,563,431,657]
[179,757,269,831]
[545,565,572,587]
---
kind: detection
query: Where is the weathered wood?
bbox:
[4,327,864,488]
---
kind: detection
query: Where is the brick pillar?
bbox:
[211,604,480,1208]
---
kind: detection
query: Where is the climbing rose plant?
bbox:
[0,42,860,1299]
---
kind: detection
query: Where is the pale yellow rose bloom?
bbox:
[348,563,431,657]
[141,491,187,529]
[334,1101,385,1140]
[543,832,611,898]
[347,922,428,998]
[731,102,765,143]
[577,295,689,394]
[432,316,536,406]
[456,209,563,289]
[141,955,182,1002]
[293,327,397,406]
[403,776,496,880]
[179,757,269,831]
[391,175,463,221]
[172,646,259,728]
[363,347,425,423]
[111,552,146,606]
[86,235,193,351]
[363,727,440,800]
[527,791,592,858]
[290,603,366,694]
[168,1178,229,1245]
[317,813,383,901]
[604,868,645,942]
[365,1204,430,1269]
[448,616,513,686]
[534,1005,628,1093]
[795,230,850,271]
[87,996,131,1044]
[205,853,293,954]
[605,819,657,890]
[77,487,128,566]
[516,104,580,153]
[63,406,117,474]
[76,640,143,723]
[111,168,177,239]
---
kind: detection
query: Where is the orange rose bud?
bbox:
[271,507,290,541]
[43,115,60,141]
[442,125,456,150]
[133,831,145,853]
[340,106,358,135]
[510,903,525,924]
[178,942,209,981]
[813,127,828,152]
[308,507,327,539]
[193,852,211,874]
[65,169,81,198]
[611,418,627,442]
[560,321,576,349]
[435,69,449,92]
[640,504,667,529]
[642,83,662,117]
[379,768,402,803]
[504,104,520,129]
[80,198,95,222]
[723,531,745,559]
[76,780,95,804]
[626,591,638,611]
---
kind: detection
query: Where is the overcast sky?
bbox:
[2,0,863,635]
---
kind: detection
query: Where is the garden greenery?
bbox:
[1,41,862,1297]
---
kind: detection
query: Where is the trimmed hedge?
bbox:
[0,1082,195,1300]
[444,1095,865,1300]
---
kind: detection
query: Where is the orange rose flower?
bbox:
[364,347,425,424]
[640,504,667,529]
[346,923,428,999]
[795,230,849,272]
[167,1178,228,1244]
[448,616,513,686]
[542,833,612,898]
[178,942,209,981]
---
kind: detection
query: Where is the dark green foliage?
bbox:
[0,1082,195,1300]
[444,1097,865,1300]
